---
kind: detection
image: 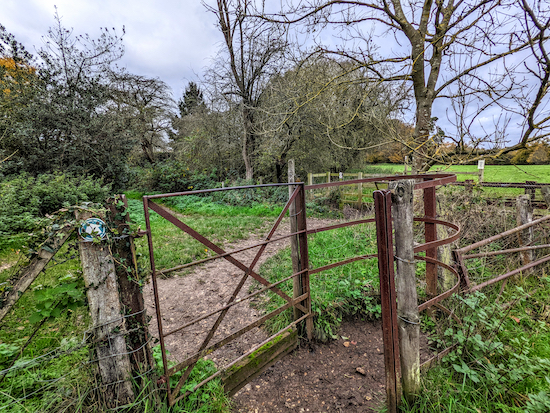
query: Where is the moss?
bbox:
[224,329,295,375]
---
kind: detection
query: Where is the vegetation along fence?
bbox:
[0,196,152,411]
[4,172,550,411]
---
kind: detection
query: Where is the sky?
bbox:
[2,0,543,148]
[3,0,221,99]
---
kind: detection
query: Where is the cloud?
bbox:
[3,0,221,96]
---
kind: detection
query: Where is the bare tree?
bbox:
[255,55,409,180]
[203,0,289,179]
[258,0,539,171]
[513,1,550,148]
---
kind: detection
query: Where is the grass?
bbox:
[363,163,550,199]
[3,174,550,412]
[257,223,382,341]
[127,198,273,271]
[0,200,238,413]
[0,237,92,413]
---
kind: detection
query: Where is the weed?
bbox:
[404,282,550,412]
[152,345,232,412]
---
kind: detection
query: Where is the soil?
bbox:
[232,318,388,412]
[232,318,433,413]
[143,212,435,412]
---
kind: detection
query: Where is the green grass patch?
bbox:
[360,163,405,175]
[257,223,381,341]
[152,346,231,413]
[127,198,273,272]
[430,164,550,199]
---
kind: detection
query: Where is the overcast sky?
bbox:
[3,0,221,99]
[3,0,539,146]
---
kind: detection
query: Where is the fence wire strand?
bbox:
[0,309,154,412]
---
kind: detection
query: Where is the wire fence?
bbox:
[0,310,154,412]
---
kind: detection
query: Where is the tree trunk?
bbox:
[412,96,434,173]
[242,105,254,180]
[77,210,134,407]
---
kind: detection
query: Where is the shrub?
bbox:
[132,160,219,193]
[0,172,111,235]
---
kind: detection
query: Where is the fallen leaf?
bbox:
[365,394,372,401]
[343,341,350,347]
[510,316,520,323]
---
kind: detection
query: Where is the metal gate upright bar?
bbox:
[374,189,401,413]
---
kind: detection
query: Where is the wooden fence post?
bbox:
[477,160,485,183]
[516,195,534,274]
[390,180,420,402]
[77,209,134,407]
[542,186,550,208]
[357,172,363,208]
[289,160,302,322]
[525,181,536,200]
[106,196,152,372]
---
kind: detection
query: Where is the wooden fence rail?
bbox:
[307,171,392,207]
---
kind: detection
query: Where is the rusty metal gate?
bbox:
[144,174,461,409]
[143,183,312,406]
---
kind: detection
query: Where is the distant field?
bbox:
[365,163,550,198]
[430,164,550,183]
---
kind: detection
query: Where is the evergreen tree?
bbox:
[177,82,205,117]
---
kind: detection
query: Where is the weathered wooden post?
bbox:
[542,186,550,209]
[76,208,134,406]
[390,180,420,402]
[525,181,536,201]
[289,160,301,321]
[437,222,454,292]
[478,159,485,183]
[307,173,313,200]
[516,195,534,274]
[106,196,152,371]
[357,172,363,208]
